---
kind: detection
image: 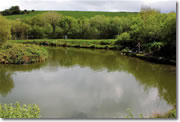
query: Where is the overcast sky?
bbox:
[0,0,176,13]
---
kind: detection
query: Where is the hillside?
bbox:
[4,11,138,19]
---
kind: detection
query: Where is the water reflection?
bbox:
[0,47,176,118]
[47,47,176,106]
[0,62,47,96]
[0,70,14,97]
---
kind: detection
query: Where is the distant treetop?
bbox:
[1,6,33,16]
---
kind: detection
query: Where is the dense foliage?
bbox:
[1,6,34,16]
[0,102,40,118]
[0,43,48,64]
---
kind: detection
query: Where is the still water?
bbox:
[0,47,176,118]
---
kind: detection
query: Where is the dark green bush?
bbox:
[115,40,137,51]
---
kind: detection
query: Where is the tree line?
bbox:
[0,7,176,60]
[0,6,34,16]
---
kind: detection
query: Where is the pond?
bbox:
[0,47,176,118]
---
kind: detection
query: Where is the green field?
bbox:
[5,11,138,20]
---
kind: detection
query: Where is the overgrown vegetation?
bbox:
[0,43,48,64]
[0,102,40,118]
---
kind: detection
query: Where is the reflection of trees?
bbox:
[124,60,176,106]
[0,62,47,97]
[48,47,122,71]
[0,70,14,97]
[123,58,176,106]
[48,47,176,106]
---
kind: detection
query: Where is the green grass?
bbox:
[5,11,138,20]
[10,39,120,49]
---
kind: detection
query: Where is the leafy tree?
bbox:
[161,12,176,44]
[139,7,163,43]
[2,6,21,15]
[41,12,61,38]
[159,12,176,59]
[89,15,110,39]
[130,7,165,47]
[0,16,11,44]
[11,20,31,39]
[108,17,123,38]
[77,17,91,39]
[129,15,143,42]
[117,32,131,41]
[24,15,53,39]
[120,16,133,33]
[10,6,21,14]
[58,16,79,38]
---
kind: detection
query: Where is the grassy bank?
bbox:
[0,43,48,64]
[10,39,175,65]
[11,39,120,49]
[5,11,137,20]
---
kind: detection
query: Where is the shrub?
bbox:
[116,32,131,41]
[144,42,166,55]
[115,32,136,50]
[149,42,165,51]
[0,43,48,64]
[0,102,40,118]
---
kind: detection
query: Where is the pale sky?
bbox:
[0,0,176,13]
